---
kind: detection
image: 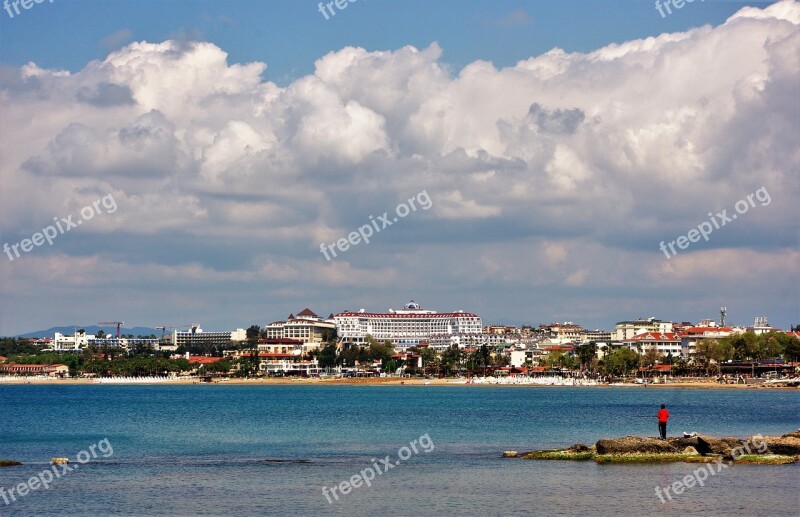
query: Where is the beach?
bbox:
[0,376,794,389]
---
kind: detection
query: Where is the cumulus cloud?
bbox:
[1,1,798,334]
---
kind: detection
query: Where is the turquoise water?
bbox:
[1,385,798,516]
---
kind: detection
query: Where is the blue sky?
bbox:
[1,1,774,84]
[0,0,797,335]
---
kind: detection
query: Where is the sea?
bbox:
[1,385,798,516]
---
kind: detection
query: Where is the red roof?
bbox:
[680,327,733,335]
[0,356,6,362]
[188,356,223,364]
[640,364,672,371]
[543,345,575,351]
[296,308,319,318]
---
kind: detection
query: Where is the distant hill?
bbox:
[17,326,162,339]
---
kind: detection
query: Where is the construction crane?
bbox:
[98,321,124,338]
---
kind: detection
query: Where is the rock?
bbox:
[695,435,742,456]
[763,436,800,456]
[51,457,70,465]
[0,460,22,467]
[595,436,677,455]
[502,450,518,458]
[782,430,800,440]
[683,446,700,455]
[566,444,590,453]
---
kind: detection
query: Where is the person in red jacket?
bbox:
[658,404,669,439]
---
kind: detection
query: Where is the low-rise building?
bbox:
[678,326,738,359]
[615,317,674,341]
[539,322,585,343]
[624,331,682,357]
[0,363,69,377]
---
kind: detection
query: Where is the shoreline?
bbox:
[0,377,796,389]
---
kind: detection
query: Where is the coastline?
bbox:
[0,377,796,389]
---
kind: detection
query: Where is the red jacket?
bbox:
[658,409,669,423]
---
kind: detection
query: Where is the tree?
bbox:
[576,342,598,370]
[246,325,261,345]
[602,348,639,377]
[366,336,394,372]
[441,345,462,376]
[694,339,733,375]
[317,343,339,368]
[781,334,800,362]
[641,348,661,368]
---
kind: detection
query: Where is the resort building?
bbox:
[52,330,93,351]
[263,309,336,352]
[484,325,519,335]
[0,363,69,377]
[334,300,483,351]
[623,331,682,357]
[614,317,674,341]
[579,329,613,343]
[678,326,737,359]
[539,322,585,343]
[171,325,247,348]
[51,331,158,352]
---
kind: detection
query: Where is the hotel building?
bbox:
[679,325,738,359]
[263,308,336,352]
[615,317,674,341]
[334,300,483,351]
[171,325,247,348]
[623,331,682,357]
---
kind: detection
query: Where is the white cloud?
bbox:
[1,1,798,334]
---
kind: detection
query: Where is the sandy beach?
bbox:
[0,376,795,389]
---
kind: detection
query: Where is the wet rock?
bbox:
[763,436,800,456]
[566,444,590,453]
[502,450,518,458]
[595,436,677,455]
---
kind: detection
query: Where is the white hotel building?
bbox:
[334,301,483,351]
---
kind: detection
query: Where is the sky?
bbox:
[0,0,798,335]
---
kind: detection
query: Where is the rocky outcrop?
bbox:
[595,436,677,455]
[763,435,800,456]
[0,460,22,467]
[510,430,800,465]
[51,457,70,465]
[667,435,742,456]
